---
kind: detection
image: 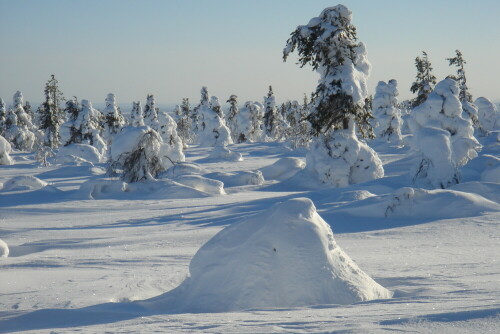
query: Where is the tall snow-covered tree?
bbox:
[195,88,232,147]
[410,51,436,108]
[143,94,159,130]
[60,96,82,145]
[130,101,145,127]
[5,91,37,151]
[407,78,481,188]
[176,98,192,145]
[226,94,240,142]
[76,99,106,155]
[103,93,125,138]
[283,5,383,186]
[372,79,403,144]
[157,109,185,162]
[237,101,263,143]
[0,98,6,137]
[263,86,278,139]
[37,75,65,148]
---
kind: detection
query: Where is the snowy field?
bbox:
[1,137,499,333]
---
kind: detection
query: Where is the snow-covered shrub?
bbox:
[140,198,391,312]
[0,135,13,165]
[176,98,192,145]
[78,179,128,200]
[2,175,48,191]
[306,126,384,187]
[172,175,225,195]
[0,239,9,258]
[205,170,264,187]
[283,5,384,186]
[372,80,402,144]
[109,126,175,182]
[236,101,263,143]
[408,78,481,188]
[474,97,498,135]
[260,157,306,181]
[206,146,243,162]
[54,143,103,165]
[196,89,232,147]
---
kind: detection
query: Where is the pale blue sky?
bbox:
[1,0,499,107]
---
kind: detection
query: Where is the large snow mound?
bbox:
[259,157,305,181]
[205,171,264,187]
[140,198,391,313]
[164,163,208,179]
[172,175,225,195]
[0,239,9,258]
[1,176,48,191]
[205,146,243,162]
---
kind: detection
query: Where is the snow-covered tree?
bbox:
[0,98,6,137]
[60,97,81,145]
[372,79,403,144]
[0,134,13,165]
[474,97,499,135]
[76,100,106,155]
[176,98,192,145]
[130,101,145,127]
[103,93,125,138]
[263,86,278,139]
[226,94,240,142]
[237,101,263,143]
[157,109,185,162]
[407,78,481,188]
[283,5,383,186]
[109,126,165,182]
[37,75,65,148]
[143,94,159,130]
[282,99,311,148]
[410,51,436,108]
[4,91,37,151]
[196,88,232,147]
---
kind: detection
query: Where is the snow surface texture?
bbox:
[0,239,9,257]
[407,78,481,189]
[0,134,13,165]
[307,126,384,187]
[372,80,403,144]
[474,97,499,133]
[140,198,391,312]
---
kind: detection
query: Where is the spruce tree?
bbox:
[176,98,191,144]
[447,50,472,103]
[226,95,239,142]
[0,98,6,137]
[62,96,82,145]
[103,93,125,137]
[283,5,383,186]
[38,75,65,148]
[410,51,436,108]
[143,94,159,130]
[130,101,145,127]
[263,86,278,138]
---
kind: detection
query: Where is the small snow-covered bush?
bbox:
[260,157,305,181]
[0,239,9,258]
[474,97,498,135]
[0,135,13,165]
[2,175,48,191]
[307,127,384,187]
[109,126,167,182]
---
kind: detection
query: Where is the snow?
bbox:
[474,97,499,133]
[170,175,225,195]
[0,134,13,165]
[205,170,264,187]
[1,175,48,191]
[259,157,305,181]
[205,145,243,162]
[54,143,104,165]
[139,198,391,312]
[0,239,9,257]
[0,124,499,333]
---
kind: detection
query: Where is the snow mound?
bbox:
[342,187,500,219]
[205,171,264,187]
[260,157,305,181]
[206,146,243,162]
[0,239,9,257]
[54,144,103,165]
[164,163,208,178]
[172,175,225,195]
[462,154,500,183]
[141,198,391,312]
[126,179,209,199]
[2,176,48,191]
[0,135,13,165]
[78,179,129,200]
[451,182,500,204]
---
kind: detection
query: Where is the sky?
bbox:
[1,0,499,108]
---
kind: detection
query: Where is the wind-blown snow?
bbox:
[0,239,9,257]
[140,198,391,312]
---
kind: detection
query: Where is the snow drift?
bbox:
[0,239,9,258]
[140,198,391,312]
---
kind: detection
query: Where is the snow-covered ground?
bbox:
[0,137,499,333]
